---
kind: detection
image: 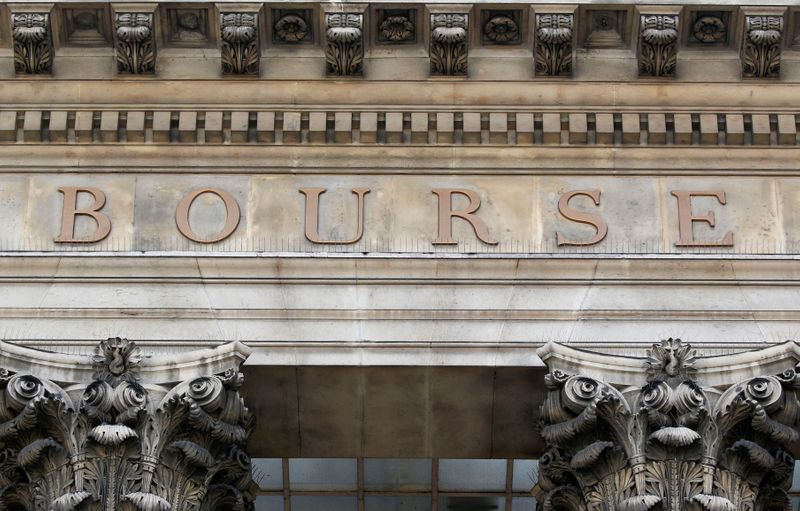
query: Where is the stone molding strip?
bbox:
[0,110,798,146]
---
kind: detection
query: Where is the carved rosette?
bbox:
[535,14,573,77]
[325,13,363,76]
[114,12,155,74]
[742,16,783,79]
[220,12,260,76]
[0,338,256,510]
[11,13,52,74]
[430,14,468,76]
[534,338,800,511]
[639,15,679,78]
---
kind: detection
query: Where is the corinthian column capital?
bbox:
[534,338,800,511]
[0,337,256,510]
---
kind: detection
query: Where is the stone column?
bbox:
[533,338,800,511]
[0,337,255,510]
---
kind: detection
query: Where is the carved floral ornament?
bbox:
[639,15,679,78]
[11,13,52,74]
[742,15,784,79]
[535,14,573,77]
[220,12,260,75]
[325,13,364,76]
[534,338,800,511]
[114,12,155,74]
[0,337,256,510]
[430,14,468,76]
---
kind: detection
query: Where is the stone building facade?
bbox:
[0,0,799,509]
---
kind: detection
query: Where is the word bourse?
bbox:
[54,186,735,248]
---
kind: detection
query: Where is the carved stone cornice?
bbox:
[112,4,156,74]
[638,11,679,78]
[533,339,800,511]
[324,8,364,77]
[219,7,260,76]
[741,10,785,79]
[429,10,469,76]
[10,4,53,75]
[0,337,256,510]
[534,9,575,78]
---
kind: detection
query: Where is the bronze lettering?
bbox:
[671,190,733,247]
[55,187,112,243]
[299,187,370,244]
[176,188,241,243]
[556,190,608,246]
[432,188,497,245]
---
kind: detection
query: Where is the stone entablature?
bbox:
[1,3,799,80]
[0,338,256,510]
[0,109,797,146]
[533,339,800,511]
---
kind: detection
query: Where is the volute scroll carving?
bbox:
[0,337,256,511]
[534,338,800,511]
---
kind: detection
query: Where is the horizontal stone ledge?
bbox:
[2,81,800,109]
[2,145,800,173]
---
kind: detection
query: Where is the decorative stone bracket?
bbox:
[113,7,156,74]
[220,10,261,76]
[430,12,469,76]
[11,9,53,75]
[534,338,800,511]
[742,14,784,79]
[638,13,679,78]
[0,337,256,510]
[534,12,574,78]
[325,12,364,76]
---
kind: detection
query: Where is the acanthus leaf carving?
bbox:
[325,13,363,76]
[742,16,783,79]
[220,12,260,76]
[114,12,156,74]
[430,14,468,76]
[534,338,800,511]
[535,14,573,77]
[0,337,256,511]
[638,15,679,78]
[12,13,53,75]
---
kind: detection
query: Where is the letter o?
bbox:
[175,188,241,243]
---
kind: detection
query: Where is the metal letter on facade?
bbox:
[742,16,783,79]
[12,12,52,74]
[0,337,256,510]
[220,12,260,75]
[430,14,468,76]
[535,14,573,77]
[556,190,608,247]
[432,188,497,245]
[55,187,112,243]
[176,188,241,243]
[638,15,679,77]
[671,190,734,247]
[114,12,156,74]
[534,338,800,511]
[300,187,370,244]
[325,13,363,76]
